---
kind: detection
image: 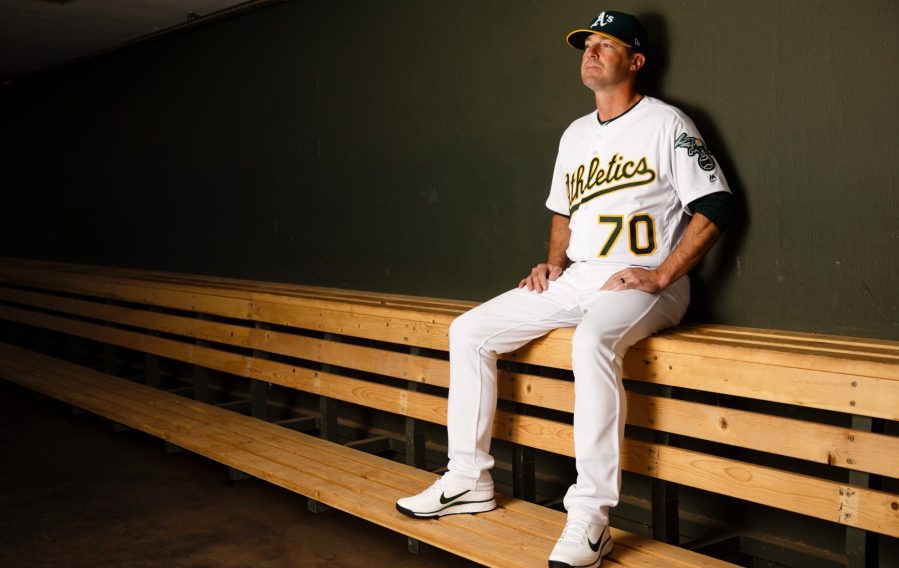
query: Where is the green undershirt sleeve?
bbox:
[688,191,733,232]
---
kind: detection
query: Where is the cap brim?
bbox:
[565,29,632,50]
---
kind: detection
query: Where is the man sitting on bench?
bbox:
[397,9,733,568]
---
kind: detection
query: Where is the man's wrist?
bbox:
[654,268,673,290]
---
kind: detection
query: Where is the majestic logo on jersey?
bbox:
[565,153,657,214]
[674,132,716,171]
[592,12,613,27]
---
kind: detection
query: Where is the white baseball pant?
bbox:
[444,261,690,524]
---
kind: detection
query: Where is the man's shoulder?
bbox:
[638,97,691,123]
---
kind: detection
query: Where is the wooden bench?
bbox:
[0,257,896,567]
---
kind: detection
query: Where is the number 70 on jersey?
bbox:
[597,213,657,257]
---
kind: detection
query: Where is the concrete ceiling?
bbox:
[0,0,262,83]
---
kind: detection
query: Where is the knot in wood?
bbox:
[724,467,752,482]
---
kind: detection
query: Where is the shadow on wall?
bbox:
[639,12,749,324]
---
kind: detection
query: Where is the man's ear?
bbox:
[631,53,646,72]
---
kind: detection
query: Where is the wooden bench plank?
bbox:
[3,262,897,382]
[5,257,480,311]
[624,440,899,538]
[7,286,896,477]
[0,346,556,539]
[627,393,899,478]
[4,258,897,356]
[6,259,886,372]
[1,257,475,312]
[4,286,898,423]
[3,260,899,553]
[0,268,256,320]
[4,320,897,538]
[0,343,736,568]
[0,285,552,403]
[622,348,899,420]
[676,323,899,352]
[5,301,895,441]
[6,259,897,360]
[0,286,448,382]
[514,330,899,383]
[0,352,551,567]
[3,302,898,521]
[0,358,250,456]
[640,334,899,375]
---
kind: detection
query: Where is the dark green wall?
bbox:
[2,0,897,339]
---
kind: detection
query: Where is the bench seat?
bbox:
[1,257,897,567]
[0,341,735,568]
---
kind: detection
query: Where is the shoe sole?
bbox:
[547,536,613,568]
[395,499,497,519]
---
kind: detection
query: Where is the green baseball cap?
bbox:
[566,10,648,52]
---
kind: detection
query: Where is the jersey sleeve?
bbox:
[669,116,731,212]
[545,140,571,216]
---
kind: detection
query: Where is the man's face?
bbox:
[580,34,642,91]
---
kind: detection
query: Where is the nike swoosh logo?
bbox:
[439,489,470,504]
[588,532,610,553]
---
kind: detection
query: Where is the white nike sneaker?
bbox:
[395,476,497,519]
[547,518,613,568]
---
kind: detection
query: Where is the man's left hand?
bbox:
[601,268,666,293]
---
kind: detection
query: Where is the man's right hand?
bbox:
[518,263,564,293]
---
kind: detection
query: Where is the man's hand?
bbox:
[519,263,564,293]
[602,213,723,294]
[601,267,666,293]
[519,214,570,293]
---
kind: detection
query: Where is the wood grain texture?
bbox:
[622,440,899,538]
[626,393,899,478]
[3,298,893,474]
[3,324,898,537]
[0,342,736,568]
[2,273,897,419]
[2,258,896,377]
[2,259,899,539]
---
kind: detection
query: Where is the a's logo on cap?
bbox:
[591,12,614,28]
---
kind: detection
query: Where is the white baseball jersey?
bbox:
[546,96,731,268]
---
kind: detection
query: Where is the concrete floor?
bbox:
[0,383,479,568]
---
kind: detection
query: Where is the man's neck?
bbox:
[594,85,642,123]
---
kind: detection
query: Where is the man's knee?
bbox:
[571,325,617,356]
[449,309,486,348]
